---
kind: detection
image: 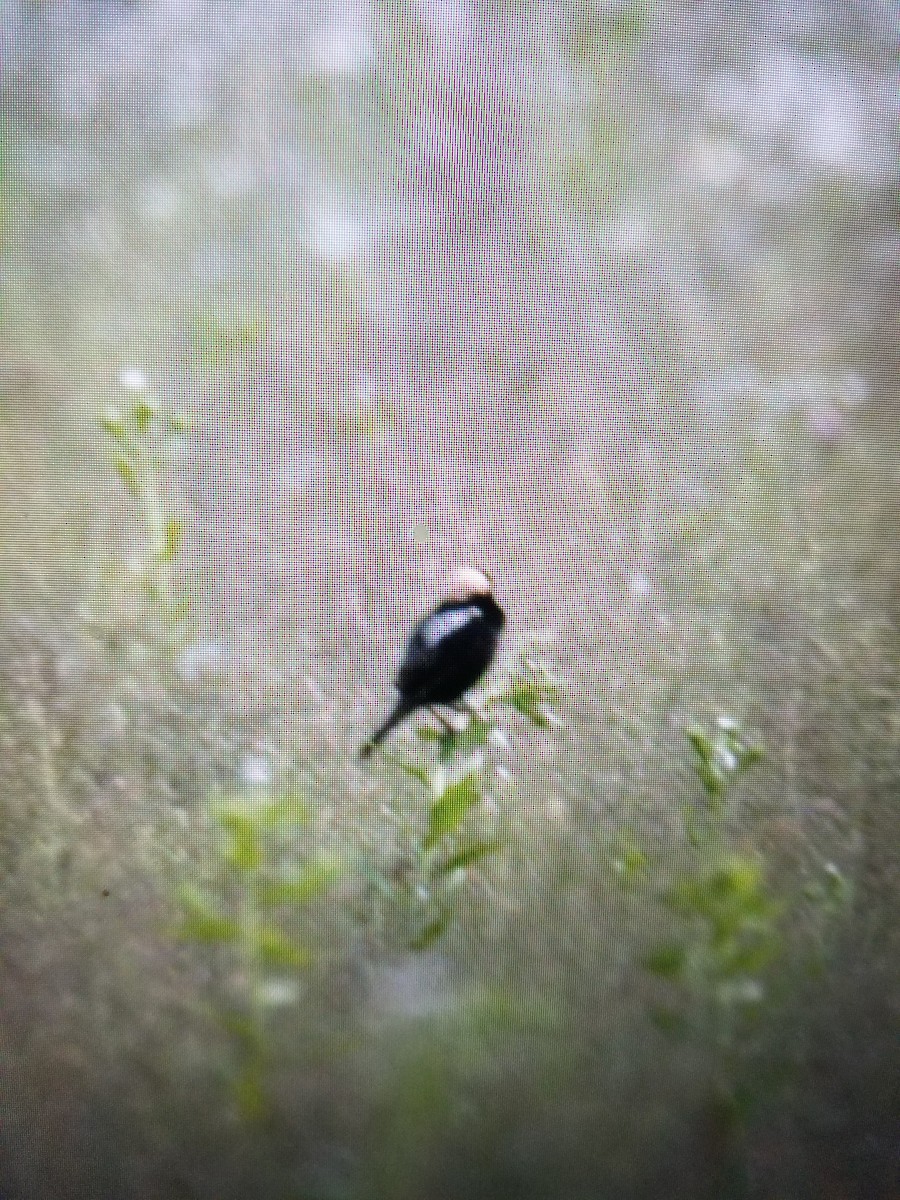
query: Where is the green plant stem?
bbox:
[143,481,172,609]
[241,877,264,1033]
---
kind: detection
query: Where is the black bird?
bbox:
[359,567,505,758]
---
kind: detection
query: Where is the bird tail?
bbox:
[358,699,413,760]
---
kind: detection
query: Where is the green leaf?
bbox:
[666,857,781,958]
[410,911,451,950]
[177,885,239,942]
[437,837,502,876]
[115,455,141,496]
[415,725,443,742]
[259,794,311,828]
[500,680,551,727]
[611,839,648,883]
[133,397,157,433]
[687,720,764,802]
[258,858,340,904]
[686,726,711,755]
[257,926,311,967]
[386,755,432,786]
[99,408,125,439]
[643,944,686,978]
[719,858,764,898]
[179,911,239,942]
[440,713,494,757]
[494,661,559,728]
[161,517,183,563]
[215,809,262,870]
[423,772,481,850]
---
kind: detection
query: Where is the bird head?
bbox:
[446,566,494,602]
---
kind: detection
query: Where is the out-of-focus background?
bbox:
[1,2,898,1197]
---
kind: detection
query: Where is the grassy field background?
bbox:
[1,3,898,1197]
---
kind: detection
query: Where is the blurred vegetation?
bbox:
[360,656,559,953]
[97,372,190,630]
[0,1,897,1197]
[177,790,338,1118]
[172,654,559,1116]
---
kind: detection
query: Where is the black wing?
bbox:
[396,601,497,705]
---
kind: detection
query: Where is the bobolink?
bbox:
[359,567,505,758]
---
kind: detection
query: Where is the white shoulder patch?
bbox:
[421,606,476,647]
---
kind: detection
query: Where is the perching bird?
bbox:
[359,567,505,758]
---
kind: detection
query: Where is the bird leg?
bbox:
[451,700,482,727]
[428,706,456,734]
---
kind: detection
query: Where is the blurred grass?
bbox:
[0,347,896,1196]
[0,3,898,1198]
